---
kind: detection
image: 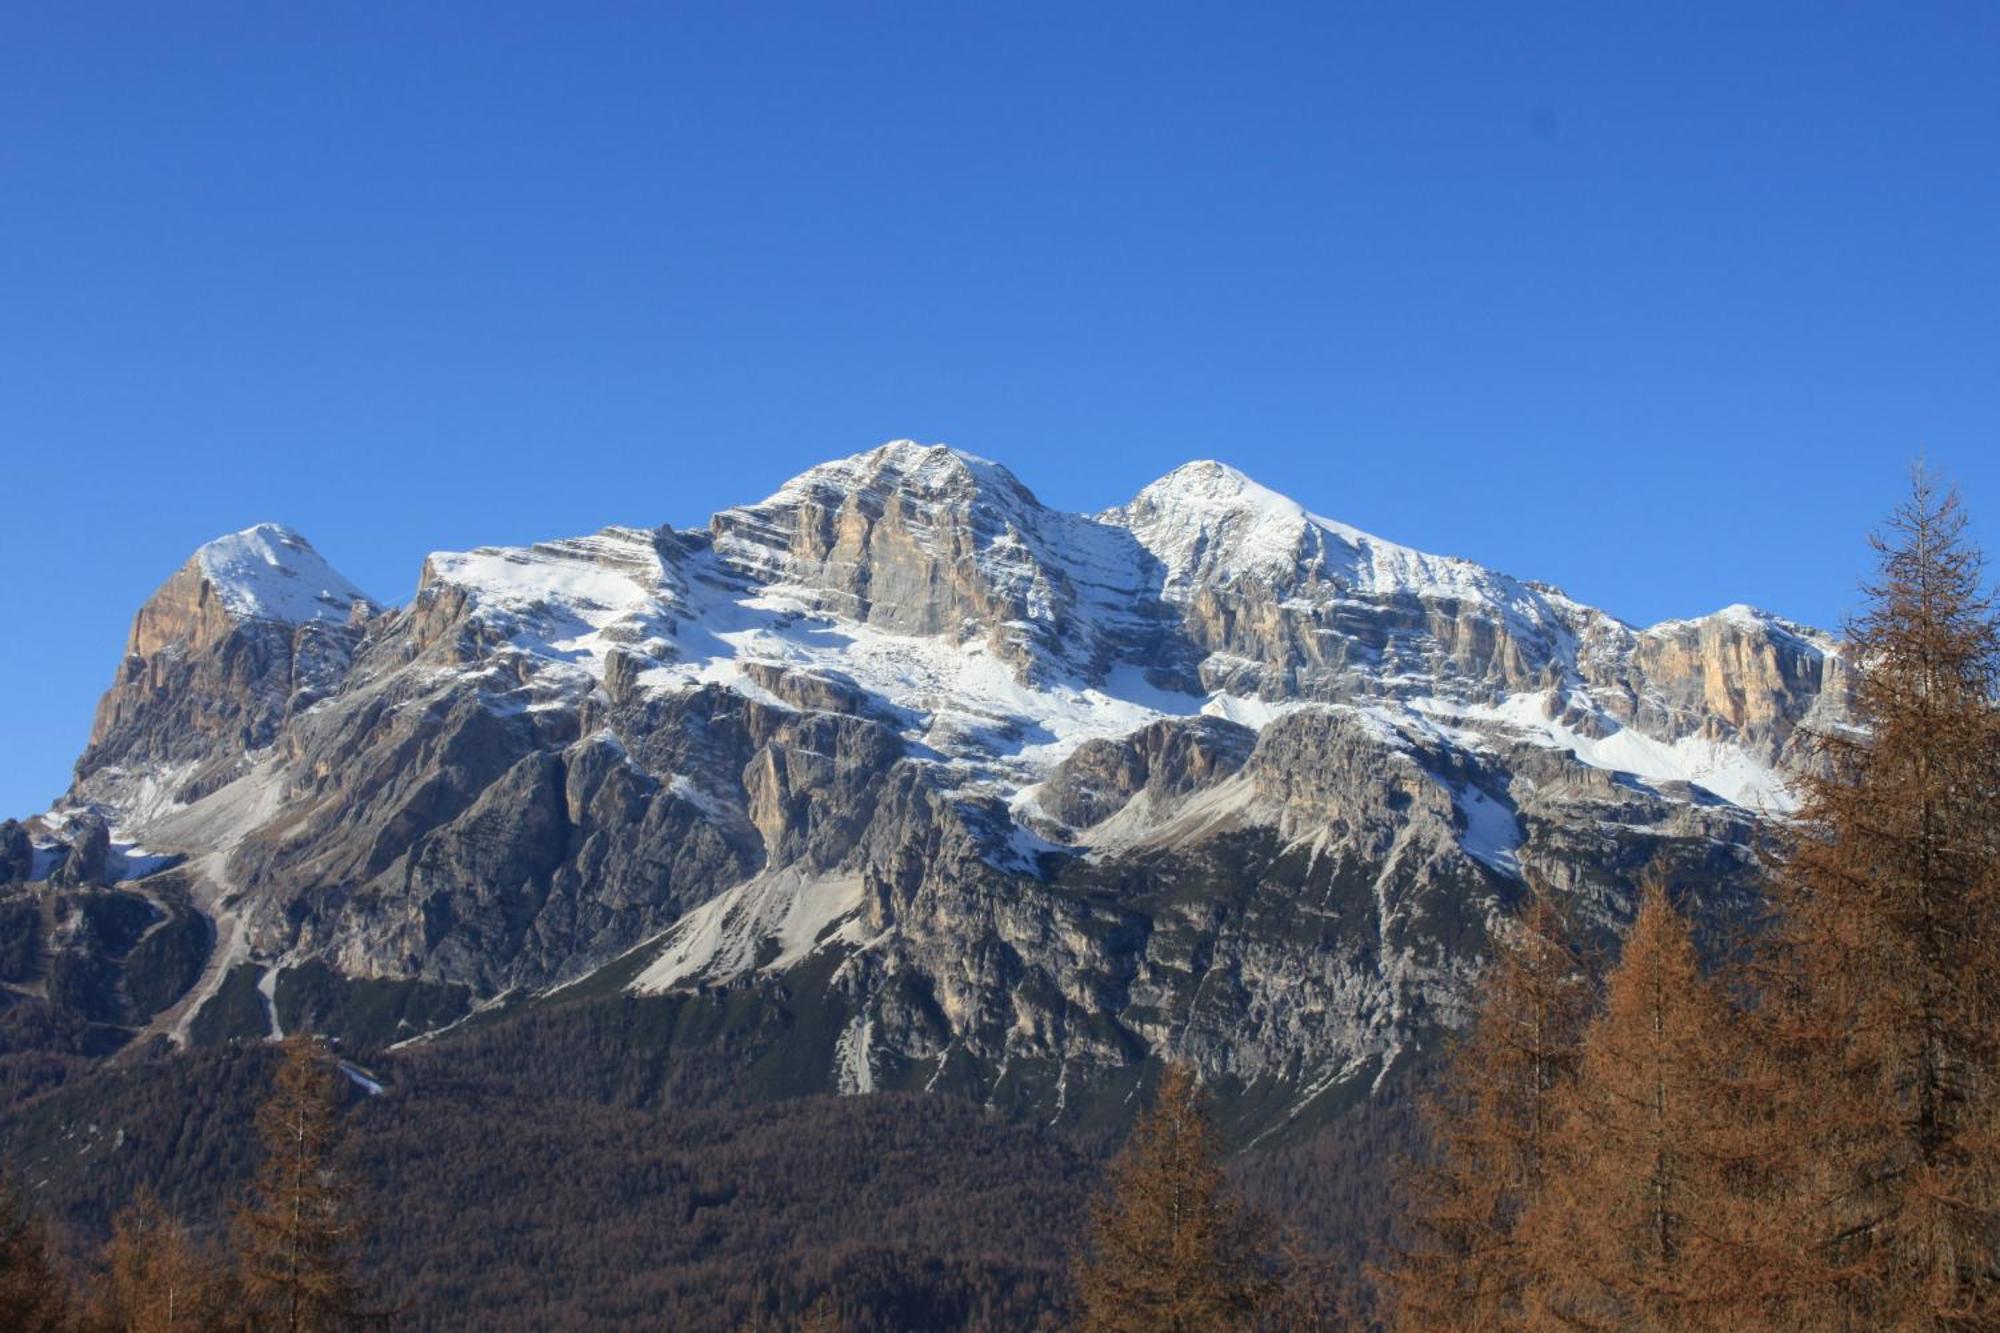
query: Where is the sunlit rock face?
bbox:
[77,524,377,811]
[32,441,1845,1129]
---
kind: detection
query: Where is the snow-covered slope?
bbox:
[196,523,373,625]
[1109,459,1539,609]
[85,442,1843,839]
[417,527,687,695]
[357,442,1843,812]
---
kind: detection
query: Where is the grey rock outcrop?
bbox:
[29,442,1844,1126]
[1038,716,1256,829]
[0,820,31,883]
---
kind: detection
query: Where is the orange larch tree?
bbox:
[1754,470,2000,1328]
[1384,882,1594,1332]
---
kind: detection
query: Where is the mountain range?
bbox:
[3,440,1847,1134]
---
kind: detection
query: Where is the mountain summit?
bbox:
[194,523,374,626]
[11,442,1848,1131]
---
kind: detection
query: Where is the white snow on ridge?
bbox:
[394,446,1811,821]
[1107,460,1553,617]
[422,528,682,689]
[1647,602,1841,655]
[349,444,1807,829]
[196,524,372,625]
[749,439,1015,509]
[414,529,1798,826]
[408,501,1262,793]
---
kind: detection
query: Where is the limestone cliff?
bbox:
[19,442,1845,1128]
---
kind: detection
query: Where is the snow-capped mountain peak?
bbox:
[747,440,1033,514]
[1107,459,1520,608]
[1108,460,1328,588]
[194,523,372,625]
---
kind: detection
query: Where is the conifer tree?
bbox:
[1384,882,1593,1332]
[1524,881,1768,1331]
[1258,1229,1361,1332]
[94,1190,236,1333]
[1075,1062,1274,1332]
[793,1293,848,1332]
[0,1177,70,1333]
[1751,470,2000,1328]
[233,1035,363,1333]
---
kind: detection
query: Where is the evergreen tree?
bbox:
[1257,1228,1361,1332]
[0,1177,70,1333]
[797,1293,850,1331]
[1754,469,2000,1328]
[1074,1062,1274,1332]
[1384,882,1593,1332]
[233,1036,363,1333]
[93,1190,237,1333]
[1525,881,1768,1331]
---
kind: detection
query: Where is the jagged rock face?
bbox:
[1038,716,1256,829]
[78,525,373,807]
[0,821,29,883]
[1596,608,1854,767]
[710,447,1051,645]
[815,703,1764,1113]
[710,443,1177,684]
[1108,461,1574,703]
[0,858,215,1051]
[1105,462,1843,782]
[214,628,907,992]
[49,812,111,887]
[28,442,1845,1127]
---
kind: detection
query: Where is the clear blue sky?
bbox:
[2,4,1996,816]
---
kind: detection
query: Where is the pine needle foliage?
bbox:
[1754,469,2000,1328]
[1525,881,1772,1331]
[1383,883,1594,1332]
[0,1176,70,1333]
[232,1036,364,1333]
[1074,1062,1274,1333]
[93,1190,238,1332]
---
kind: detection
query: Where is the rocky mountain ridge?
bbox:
[6,441,1848,1130]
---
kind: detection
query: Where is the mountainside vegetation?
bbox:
[1378,469,2000,1332]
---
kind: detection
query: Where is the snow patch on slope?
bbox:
[256,966,284,1039]
[637,576,1212,785]
[835,1015,876,1094]
[339,1061,385,1096]
[1454,784,1522,874]
[1427,691,1794,812]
